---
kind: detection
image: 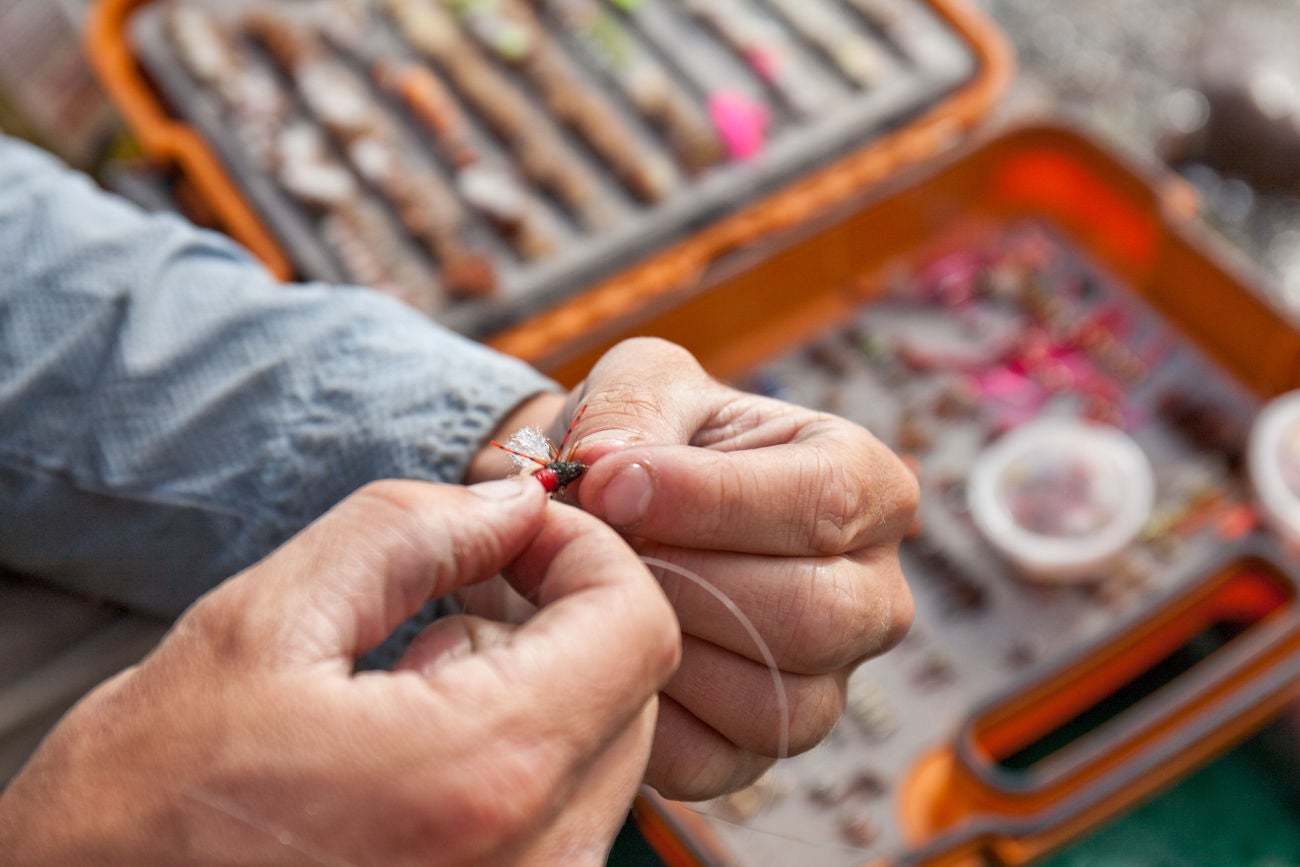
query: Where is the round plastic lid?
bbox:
[968,418,1156,581]
[1248,390,1300,548]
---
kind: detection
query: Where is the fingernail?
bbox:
[602,463,653,527]
[469,477,531,500]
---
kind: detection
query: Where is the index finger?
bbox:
[462,504,681,763]
[578,420,919,557]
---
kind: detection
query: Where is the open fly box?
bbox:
[86,1,1300,865]
[504,123,1300,865]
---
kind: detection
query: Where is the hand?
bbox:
[468,338,918,801]
[0,478,680,866]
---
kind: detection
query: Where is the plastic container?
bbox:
[86,0,1012,337]
[536,124,1300,867]
[1249,390,1300,549]
[968,418,1155,581]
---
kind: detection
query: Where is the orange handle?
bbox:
[86,0,293,279]
[897,556,1300,866]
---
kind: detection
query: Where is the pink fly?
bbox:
[490,404,588,494]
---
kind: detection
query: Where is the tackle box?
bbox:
[526,123,1300,866]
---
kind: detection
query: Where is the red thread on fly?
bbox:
[490,404,588,494]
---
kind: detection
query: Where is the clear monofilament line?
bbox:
[638,555,790,764]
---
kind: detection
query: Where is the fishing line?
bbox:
[637,555,791,765]
[638,556,887,855]
[454,551,859,855]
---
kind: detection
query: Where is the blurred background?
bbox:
[6,2,1300,865]
[7,0,1300,307]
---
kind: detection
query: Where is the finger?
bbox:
[517,699,659,867]
[563,337,721,451]
[578,422,919,557]
[456,574,537,625]
[392,615,518,677]
[398,615,659,867]
[643,544,914,675]
[645,696,775,801]
[664,635,848,758]
[224,477,547,665]
[432,504,681,771]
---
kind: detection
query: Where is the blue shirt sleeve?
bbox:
[0,135,557,618]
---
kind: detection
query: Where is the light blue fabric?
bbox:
[0,135,556,618]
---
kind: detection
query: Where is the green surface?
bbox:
[609,811,667,867]
[1039,731,1300,867]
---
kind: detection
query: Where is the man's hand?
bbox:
[469,338,918,801]
[0,478,680,866]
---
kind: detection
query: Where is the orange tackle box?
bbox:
[558,123,1300,866]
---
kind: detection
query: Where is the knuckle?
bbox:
[585,387,672,429]
[648,608,685,684]
[586,339,710,425]
[878,555,916,655]
[806,487,863,556]
[452,747,558,841]
[883,453,922,537]
[801,447,871,556]
[709,460,753,538]
[849,551,914,661]
[347,480,469,597]
[782,559,876,673]
[174,585,259,666]
[783,675,848,756]
[801,432,921,555]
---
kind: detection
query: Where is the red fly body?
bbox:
[490,404,588,494]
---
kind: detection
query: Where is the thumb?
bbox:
[567,339,720,528]
[228,477,548,665]
[569,338,720,459]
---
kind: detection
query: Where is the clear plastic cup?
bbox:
[968,418,1156,581]
[1248,390,1300,549]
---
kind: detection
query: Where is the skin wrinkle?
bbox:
[809,557,860,669]
[704,457,744,545]
[766,554,868,675]
[635,540,869,674]
[654,697,733,792]
[585,389,680,441]
[284,485,516,664]
[764,556,827,669]
[666,636,835,756]
[804,443,857,556]
[692,397,812,451]
[652,697,770,799]
[850,549,893,663]
[848,543,912,661]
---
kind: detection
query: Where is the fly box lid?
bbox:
[86,0,1012,338]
